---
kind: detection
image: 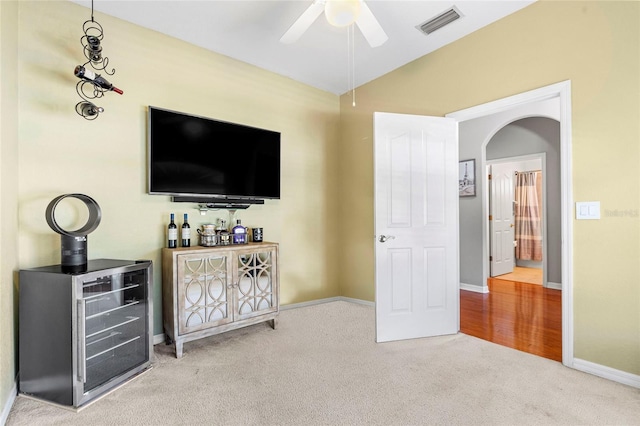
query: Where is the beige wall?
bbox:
[338,1,640,375]
[16,0,341,334]
[0,0,19,418]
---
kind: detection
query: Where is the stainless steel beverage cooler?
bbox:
[19,259,153,407]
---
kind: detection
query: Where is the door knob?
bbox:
[378,235,396,243]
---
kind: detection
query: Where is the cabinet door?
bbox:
[235,247,278,321]
[79,267,149,398]
[177,252,233,335]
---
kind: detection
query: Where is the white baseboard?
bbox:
[546,281,562,290]
[572,358,640,389]
[338,297,375,307]
[281,296,374,310]
[1,380,17,426]
[460,282,489,293]
[153,334,166,345]
[280,296,344,310]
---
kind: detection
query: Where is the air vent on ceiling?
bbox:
[416,7,462,35]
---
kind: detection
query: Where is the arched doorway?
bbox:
[447,81,573,365]
[486,117,561,289]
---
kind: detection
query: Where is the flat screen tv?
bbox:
[148,106,281,201]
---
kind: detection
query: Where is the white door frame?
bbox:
[447,80,573,367]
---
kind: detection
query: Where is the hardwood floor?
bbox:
[495,266,542,286]
[460,277,562,362]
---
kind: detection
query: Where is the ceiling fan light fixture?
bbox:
[325,0,362,27]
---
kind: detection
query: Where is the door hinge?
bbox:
[489,255,493,261]
[488,215,493,221]
[488,173,492,180]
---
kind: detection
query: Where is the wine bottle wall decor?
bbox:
[74,0,123,120]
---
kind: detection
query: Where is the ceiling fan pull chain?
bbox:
[349,24,356,107]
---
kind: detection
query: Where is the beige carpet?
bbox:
[7,301,640,425]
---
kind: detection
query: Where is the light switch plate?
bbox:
[576,201,600,220]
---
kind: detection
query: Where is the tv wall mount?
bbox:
[172,196,265,211]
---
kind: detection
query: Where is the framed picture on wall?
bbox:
[459,159,476,197]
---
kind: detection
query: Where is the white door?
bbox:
[489,163,515,277]
[374,112,459,343]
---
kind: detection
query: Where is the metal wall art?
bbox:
[74,0,123,120]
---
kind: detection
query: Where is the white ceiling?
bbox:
[71,0,535,95]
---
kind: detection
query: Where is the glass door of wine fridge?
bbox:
[78,265,150,401]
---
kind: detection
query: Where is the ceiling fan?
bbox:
[280,0,388,48]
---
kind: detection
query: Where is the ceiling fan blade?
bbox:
[355,1,388,47]
[280,1,325,44]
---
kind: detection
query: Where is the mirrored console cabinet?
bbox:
[19,259,153,408]
[162,243,279,358]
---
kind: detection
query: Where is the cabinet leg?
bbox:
[175,341,184,358]
[269,318,278,330]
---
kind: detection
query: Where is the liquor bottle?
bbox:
[167,213,177,248]
[232,219,247,244]
[181,213,191,247]
[217,220,230,245]
[74,65,124,94]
